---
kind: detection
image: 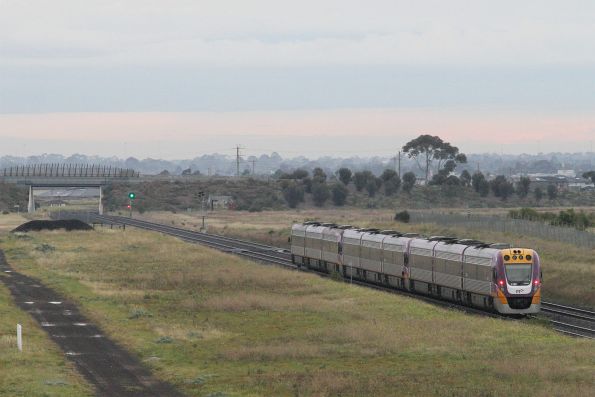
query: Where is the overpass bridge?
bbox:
[0,164,139,214]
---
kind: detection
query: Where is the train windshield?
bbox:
[505,264,532,285]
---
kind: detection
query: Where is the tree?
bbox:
[516,176,531,198]
[282,183,304,208]
[583,171,595,184]
[490,175,515,200]
[331,183,348,206]
[302,177,313,193]
[478,179,490,197]
[534,187,543,202]
[381,169,401,196]
[353,170,373,192]
[402,134,467,183]
[402,172,416,194]
[365,179,378,197]
[460,170,471,187]
[181,168,192,176]
[547,184,558,200]
[471,171,486,193]
[312,167,327,183]
[337,168,352,185]
[311,182,330,207]
[292,169,309,179]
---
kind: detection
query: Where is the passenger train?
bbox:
[290,222,541,314]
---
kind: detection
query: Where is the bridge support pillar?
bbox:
[98,186,104,215]
[27,186,35,213]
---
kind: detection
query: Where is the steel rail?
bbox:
[541,301,595,322]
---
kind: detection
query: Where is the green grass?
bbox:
[2,228,594,396]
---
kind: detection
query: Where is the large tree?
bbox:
[402,172,417,194]
[336,168,352,185]
[402,135,467,183]
[516,176,531,198]
[490,175,515,200]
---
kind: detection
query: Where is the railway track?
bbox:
[60,212,595,339]
[540,301,595,339]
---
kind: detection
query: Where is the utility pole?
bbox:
[235,145,242,177]
[398,151,401,176]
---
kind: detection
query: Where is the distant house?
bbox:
[208,195,233,210]
[529,174,570,191]
[568,178,595,191]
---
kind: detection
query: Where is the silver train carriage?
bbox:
[290,222,541,314]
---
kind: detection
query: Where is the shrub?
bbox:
[394,210,410,223]
[331,184,348,206]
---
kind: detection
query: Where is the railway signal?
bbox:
[127,192,136,217]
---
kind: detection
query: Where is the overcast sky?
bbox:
[1,0,594,159]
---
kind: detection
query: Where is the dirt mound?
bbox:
[12,219,92,232]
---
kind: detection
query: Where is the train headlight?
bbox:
[526,254,532,260]
[504,255,510,261]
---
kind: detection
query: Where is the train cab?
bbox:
[494,248,541,314]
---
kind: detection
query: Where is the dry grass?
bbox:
[135,208,595,307]
[2,226,594,396]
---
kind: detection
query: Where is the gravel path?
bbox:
[0,251,184,397]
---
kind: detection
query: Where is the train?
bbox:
[290,222,541,314]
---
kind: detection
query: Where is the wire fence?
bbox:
[410,212,595,249]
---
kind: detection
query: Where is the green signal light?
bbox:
[128,192,136,199]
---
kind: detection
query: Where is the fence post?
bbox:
[17,324,22,352]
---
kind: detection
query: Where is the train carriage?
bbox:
[360,232,385,281]
[290,223,308,262]
[407,238,436,291]
[342,229,364,277]
[381,234,411,288]
[304,224,326,268]
[321,225,344,272]
[433,242,466,300]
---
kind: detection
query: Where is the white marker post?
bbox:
[17,324,22,352]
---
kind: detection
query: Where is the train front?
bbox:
[494,248,541,314]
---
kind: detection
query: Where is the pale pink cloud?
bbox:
[1,108,594,156]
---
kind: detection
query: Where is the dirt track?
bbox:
[0,251,184,397]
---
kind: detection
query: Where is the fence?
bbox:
[410,212,595,249]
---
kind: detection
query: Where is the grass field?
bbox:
[134,209,595,308]
[0,214,92,397]
[2,222,594,396]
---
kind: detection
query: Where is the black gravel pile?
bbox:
[12,219,92,232]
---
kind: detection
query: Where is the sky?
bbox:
[1,0,595,159]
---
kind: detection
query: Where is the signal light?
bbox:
[127,205,131,209]
[533,279,540,286]
[498,280,505,287]
[128,192,136,199]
